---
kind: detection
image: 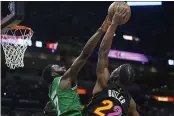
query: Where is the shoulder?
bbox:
[51,76,62,86]
[49,77,62,93]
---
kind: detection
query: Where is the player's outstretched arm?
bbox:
[128,99,140,116]
[62,17,111,81]
[96,7,129,88]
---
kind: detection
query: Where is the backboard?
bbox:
[1,1,25,33]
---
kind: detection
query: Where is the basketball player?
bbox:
[84,6,140,116]
[42,16,111,116]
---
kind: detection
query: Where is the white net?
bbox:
[1,27,33,69]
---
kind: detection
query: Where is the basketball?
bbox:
[108,2,131,24]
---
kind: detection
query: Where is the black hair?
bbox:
[109,64,135,85]
[42,64,53,83]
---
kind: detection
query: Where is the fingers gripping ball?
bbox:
[108,2,131,24]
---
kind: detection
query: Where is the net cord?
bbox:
[1,28,33,69]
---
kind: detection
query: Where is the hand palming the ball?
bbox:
[111,5,130,25]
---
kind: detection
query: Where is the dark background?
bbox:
[22,2,174,57]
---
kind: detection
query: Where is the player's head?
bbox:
[109,64,135,85]
[42,64,67,84]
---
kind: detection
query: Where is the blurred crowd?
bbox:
[2,75,174,116]
[1,65,174,116]
[137,105,174,116]
[2,105,174,116]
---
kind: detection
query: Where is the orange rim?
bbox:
[1,25,33,39]
[10,25,33,32]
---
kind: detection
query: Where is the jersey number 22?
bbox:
[94,100,122,116]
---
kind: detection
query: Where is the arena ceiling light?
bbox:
[152,95,174,102]
[123,35,140,42]
[127,2,162,6]
[77,89,86,95]
[168,59,174,66]
[35,41,42,48]
[108,49,148,63]
[46,42,58,50]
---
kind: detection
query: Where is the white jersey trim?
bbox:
[57,76,62,115]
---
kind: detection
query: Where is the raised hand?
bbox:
[112,5,130,25]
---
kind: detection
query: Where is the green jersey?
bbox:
[48,76,82,116]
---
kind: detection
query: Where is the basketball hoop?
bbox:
[1,25,33,69]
